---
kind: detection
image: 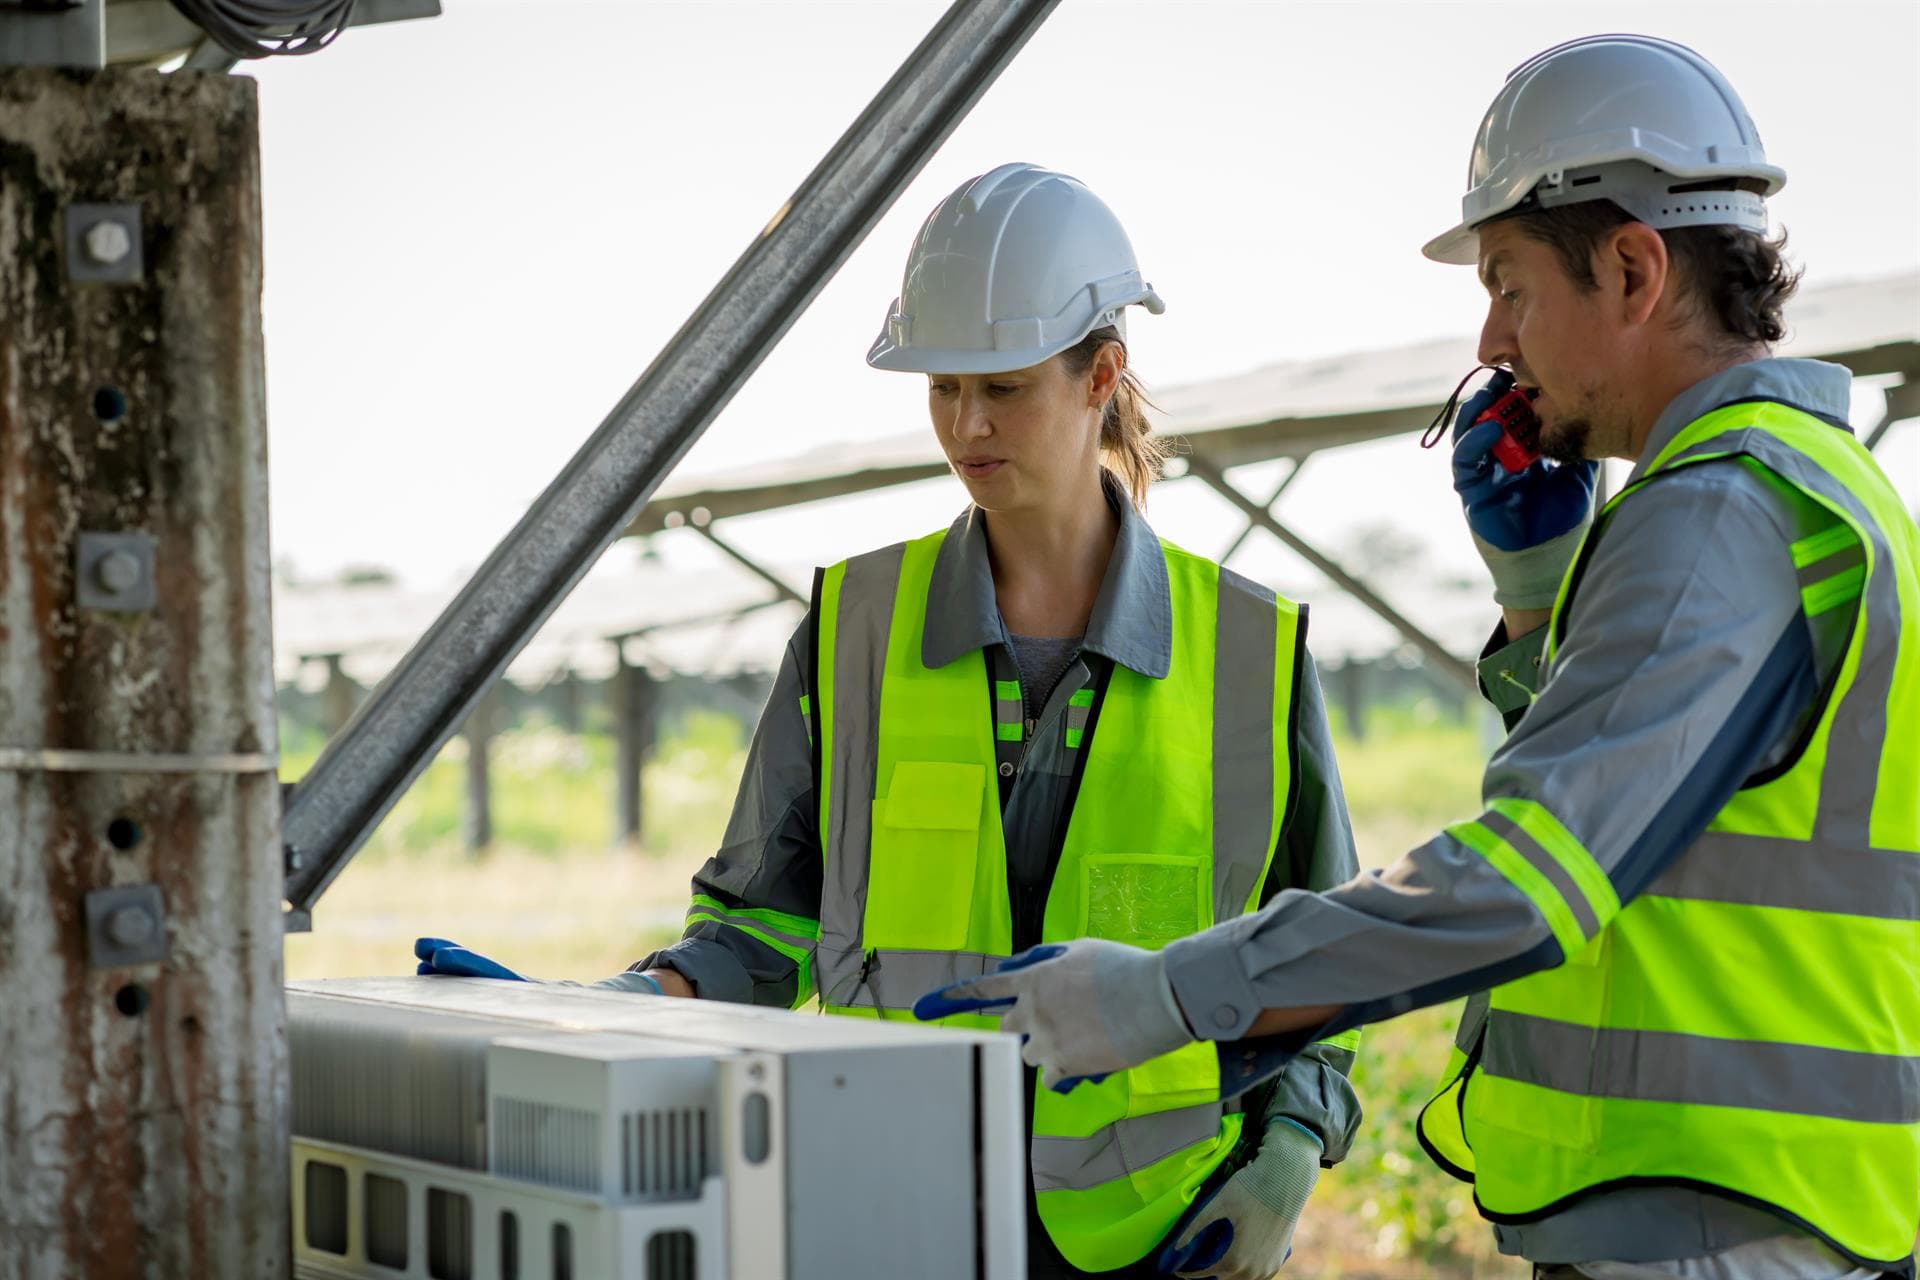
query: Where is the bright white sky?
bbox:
[247,0,1920,608]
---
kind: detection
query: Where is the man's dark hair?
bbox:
[1502,194,1802,349]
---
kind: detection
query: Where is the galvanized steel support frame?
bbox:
[1185,452,1481,694]
[282,0,1063,919]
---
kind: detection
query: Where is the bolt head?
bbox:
[83,219,134,267]
[95,549,142,594]
[105,905,155,949]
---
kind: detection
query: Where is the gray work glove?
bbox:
[913,940,1193,1089]
[1159,1119,1323,1279]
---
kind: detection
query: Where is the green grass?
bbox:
[1319,1003,1505,1270]
[281,709,747,860]
[1330,697,1492,835]
[1306,702,1509,1270]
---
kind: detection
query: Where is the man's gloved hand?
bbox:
[1157,1119,1323,1279]
[911,940,1193,1089]
[412,938,662,993]
[1452,370,1597,610]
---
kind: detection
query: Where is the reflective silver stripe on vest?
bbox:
[1663,428,1903,848]
[821,948,1007,1012]
[817,543,906,1009]
[1030,1102,1225,1193]
[1482,1010,1920,1125]
[686,905,819,959]
[1797,538,1867,595]
[1479,809,1602,943]
[994,680,1023,737]
[1212,568,1279,918]
[1647,831,1920,920]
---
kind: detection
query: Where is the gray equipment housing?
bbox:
[289,978,1026,1280]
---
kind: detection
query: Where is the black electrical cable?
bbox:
[168,0,357,59]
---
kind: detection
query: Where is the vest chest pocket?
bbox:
[866,760,986,952]
[1080,854,1209,950]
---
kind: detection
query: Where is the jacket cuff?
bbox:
[1477,623,1548,716]
[632,938,755,1005]
[1261,1043,1364,1166]
[1165,922,1265,1041]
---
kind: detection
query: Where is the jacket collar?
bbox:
[920,470,1173,679]
[1628,357,1855,484]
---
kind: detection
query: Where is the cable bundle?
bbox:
[168,0,357,59]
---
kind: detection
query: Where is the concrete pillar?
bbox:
[1338,659,1368,742]
[319,653,359,735]
[0,69,287,1277]
[612,642,658,847]
[552,669,583,735]
[462,684,497,855]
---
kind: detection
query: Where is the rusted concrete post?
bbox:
[0,70,286,1278]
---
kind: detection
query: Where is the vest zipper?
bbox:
[1014,716,1042,776]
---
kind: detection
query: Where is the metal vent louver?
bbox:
[621,1108,711,1200]
[491,1098,601,1193]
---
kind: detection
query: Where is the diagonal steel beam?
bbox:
[1864,377,1920,453]
[1185,452,1479,694]
[687,519,809,609]
[283,0,1062,918]
[1217,456,1307,565]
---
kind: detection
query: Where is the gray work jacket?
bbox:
[1158,358,1872,1270]
[641,473,1365,1160]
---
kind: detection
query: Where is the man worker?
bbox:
[919,34,1920,1280]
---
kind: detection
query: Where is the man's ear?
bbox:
[1600,221,1670,327]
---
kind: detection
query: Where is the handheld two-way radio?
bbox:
[1420,366,1543,471]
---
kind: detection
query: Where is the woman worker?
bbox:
[421,163,1362,1280]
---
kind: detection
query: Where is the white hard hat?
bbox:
[1424,34,1787,265]
[866,162,1165,374]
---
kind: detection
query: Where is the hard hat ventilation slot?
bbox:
[1667,177,1752,194]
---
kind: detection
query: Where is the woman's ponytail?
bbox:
[1060,325,1166,510]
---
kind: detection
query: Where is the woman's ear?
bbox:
[1087,341,1124,408]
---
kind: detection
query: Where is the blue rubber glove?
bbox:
[415,937,528,980]
[412,938,663,993]
[1451,370,1597,609]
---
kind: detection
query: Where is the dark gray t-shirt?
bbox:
[1007,631,1082,723]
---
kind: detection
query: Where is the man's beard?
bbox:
[1537,380,1615,463]
[1539,415,1594,463]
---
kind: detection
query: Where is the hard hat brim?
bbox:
[1423,222,1481,266]
[866,336,1073,376]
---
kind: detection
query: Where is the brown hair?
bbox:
[1058,324,1167,509]
[1502,194,1802,351]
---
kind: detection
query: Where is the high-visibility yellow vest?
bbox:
[808,528,1344,1270]
[1418,399,1920,1270]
